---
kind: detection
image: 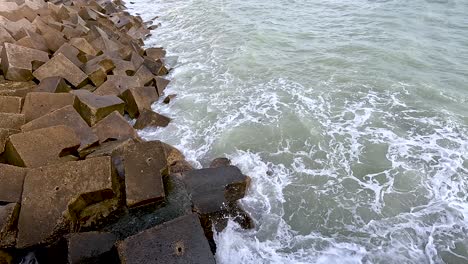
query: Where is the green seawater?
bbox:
[130,0,468,263]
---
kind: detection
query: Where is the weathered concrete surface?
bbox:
[121,86,158,118]
[0,129,18,154]
[116,214,216,264]
[65,232,118,264]
[91,111,138,144]
[123,141,168,208]
[1,43,49,82]
[4,125,80,168]
[0,203,20,248]
[0,96,22,113]
[73,90,125,126]
[21,105,99,151]
[0,79,36,98]
[33,53,88,88]
[17,157,119,248]
[182,166,250,214]
[0,113,25,130]
[21,92,75,122]
[34,76,71,93]
[133,108,170,130]
[0,164,27,204]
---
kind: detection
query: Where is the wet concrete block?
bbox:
[123,141,168,208]
[182,166,250,214]
[22,92,75,122]
[65,232,118,264]
[21,105,99,151]
[116,214,215,264]
[4,125,80,168]
[93,75,137,96]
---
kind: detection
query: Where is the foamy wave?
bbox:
[129,0,468,263]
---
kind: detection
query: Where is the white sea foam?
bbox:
[130,0,468,263]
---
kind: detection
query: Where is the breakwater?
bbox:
[0,0,252,263]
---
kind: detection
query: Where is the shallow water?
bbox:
[129,0,468,263]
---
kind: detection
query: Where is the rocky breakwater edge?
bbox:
[0,0,254,263]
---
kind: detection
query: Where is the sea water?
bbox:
[129,0,468,263]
